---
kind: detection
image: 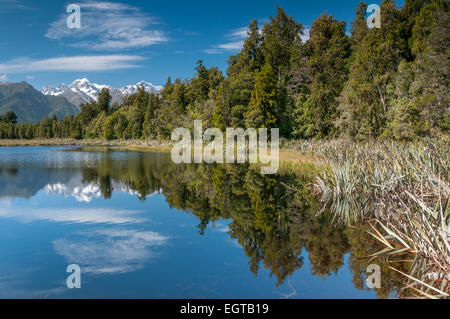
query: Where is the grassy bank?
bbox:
[286,139,449,298]
[0,138,319,165]
[0,138,174,151]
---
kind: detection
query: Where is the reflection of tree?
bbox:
[293,213,350,278]
[0,150,412,294]
[345,227,412,299]
[75,152,408,294]
[99,174,113,199]
[7,166,18,176]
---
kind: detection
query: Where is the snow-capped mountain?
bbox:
[121,80,162,96]
[41,78,162,108]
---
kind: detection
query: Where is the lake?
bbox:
[0,146,396,298]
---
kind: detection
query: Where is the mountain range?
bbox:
[41,78,162,107]
[0,79,162,123]
[0,81,79,123]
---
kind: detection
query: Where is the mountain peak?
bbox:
[0,81,78,123]
[73,78,90,84]
[41,79,162,106]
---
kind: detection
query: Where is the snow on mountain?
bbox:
[41,78,162,107]
[44,180,160,203]
[120,81,162,96]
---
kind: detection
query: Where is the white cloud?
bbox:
[0,74,7,81]
[206,25,310,54]
[25,75,34,80]
[45,1,168,50]
[229,27,249,39]
[204,48,225,55]
[205,26,249,55]
[0,55,144,73]
[217,40,246,51]
[0,0,32,10]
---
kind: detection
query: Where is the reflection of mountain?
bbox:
[0,150,167,201]
[0,165,79,199]
[44,179,149,202]
[45,182,101,203]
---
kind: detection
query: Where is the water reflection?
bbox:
[0,147,408,298]
[54,228,169,274]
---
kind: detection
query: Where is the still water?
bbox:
[0,146,389,298]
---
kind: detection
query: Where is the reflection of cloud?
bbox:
[0,272,69,298]
[0,206,145,224]
[0,197,11,206]
[53,228,169,274]
[0,0,33,10]
[214,223,230,233]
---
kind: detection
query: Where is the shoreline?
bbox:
[0,138,318,166]
[0,138,172,148]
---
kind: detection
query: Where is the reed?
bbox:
[287,139,450,298]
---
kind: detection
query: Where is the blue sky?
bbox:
[0,0,403,89]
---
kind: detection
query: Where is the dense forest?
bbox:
[0,0,448,141]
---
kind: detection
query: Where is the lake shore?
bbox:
[0,138,318,165]
[0,138,172,149]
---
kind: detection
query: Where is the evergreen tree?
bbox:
[338,0,408,139]
[245,63,277,128]
[293,14,350,138]
[2,111,18,124]
[97,88,112,114]
[386,1,449,139]
[261,7,304,135]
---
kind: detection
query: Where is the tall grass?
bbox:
[286,139,449,298]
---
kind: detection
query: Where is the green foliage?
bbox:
[1,3,448,141]
[1,111,18,124]
[97,88,112,114]
[245,64,277,128]
[293,14,350,138]
[0,81,78,123]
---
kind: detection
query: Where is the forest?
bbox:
[0,0,448,142]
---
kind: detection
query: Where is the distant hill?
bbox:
[0,81,79,123]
